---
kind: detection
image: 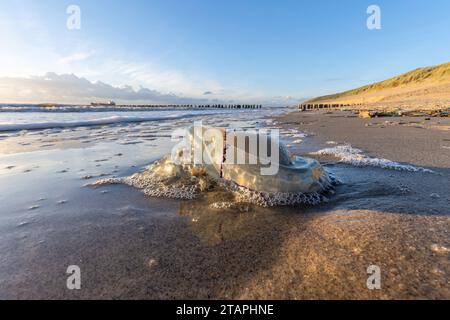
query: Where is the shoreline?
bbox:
[274,109,450,169]
[0,109,449,299]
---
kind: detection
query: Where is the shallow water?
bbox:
[0,107,288,216]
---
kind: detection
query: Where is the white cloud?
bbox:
[58,52,93,65]
[97,59,225,99]
[0,73,213,105]
[0,73,304,106]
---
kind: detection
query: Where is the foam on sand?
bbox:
[91,124,340,207]
[311,145,433,172]
[92,156,339,207]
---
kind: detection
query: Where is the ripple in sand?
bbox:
[81,173,111,180]
[119,141,144,145]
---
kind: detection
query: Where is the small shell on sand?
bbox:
[430,244,449,254]
[147,259,158,268]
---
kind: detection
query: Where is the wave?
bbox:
[0,105,220,113]
[0,113,218,132]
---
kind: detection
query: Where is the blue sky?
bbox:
[0,0,450,104]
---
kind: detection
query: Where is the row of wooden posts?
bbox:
[299,103,363,111]
[125,104,263,109]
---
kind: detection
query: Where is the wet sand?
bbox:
[0,110,449,299]
[275,110,450,168]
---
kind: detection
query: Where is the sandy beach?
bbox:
[3,0,450,307]
[0,108,448,300]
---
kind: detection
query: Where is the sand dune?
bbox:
[305,62,450,110]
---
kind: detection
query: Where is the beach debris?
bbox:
[147,259,158,269]
[359,111,372,119]
[93,125,338,207]
[354,109,450,119]
[310,145,433,173]
[430,244,450,254]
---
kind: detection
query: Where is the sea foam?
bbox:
[0,113,218,132]
[311,145,433,173]
[92,156,340,207]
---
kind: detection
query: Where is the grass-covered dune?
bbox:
[305,62,450,110]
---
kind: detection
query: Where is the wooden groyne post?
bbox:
[298,103,362,111]
[118,104,263,109]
